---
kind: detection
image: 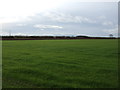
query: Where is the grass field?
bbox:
[2,39,118,88]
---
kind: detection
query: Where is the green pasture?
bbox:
[2,39,118,88]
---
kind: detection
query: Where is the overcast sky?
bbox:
[0,0,119,37]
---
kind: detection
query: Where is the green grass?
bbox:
[2,39,118,88]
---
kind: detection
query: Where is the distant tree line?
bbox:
[1,35,117,40]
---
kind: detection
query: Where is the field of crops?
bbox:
[2,39,118,88]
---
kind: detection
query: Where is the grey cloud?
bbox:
[33,24,63,29]
[103,27,118,34]
[102,21,113,26]
[99,15,106,19]
[43,12,96,24]
[16,24,27,26]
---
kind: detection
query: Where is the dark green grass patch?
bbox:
[2,39,118,88]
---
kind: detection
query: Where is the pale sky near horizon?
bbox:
[0,0,119,37]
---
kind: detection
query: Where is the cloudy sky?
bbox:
[0,0,119,37]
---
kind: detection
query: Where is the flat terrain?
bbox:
[2,39,118,88]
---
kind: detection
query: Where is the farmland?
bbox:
[2,39,118,88]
